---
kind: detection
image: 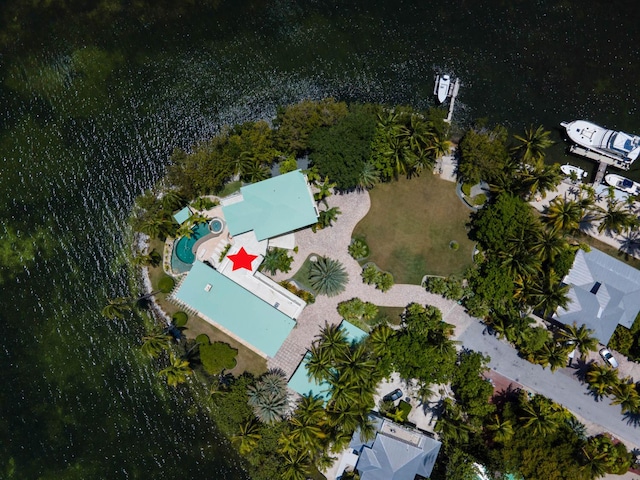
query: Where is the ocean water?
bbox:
[1,1,639,478]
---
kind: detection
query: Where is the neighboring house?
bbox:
[171,170,319,358]
[342,414,441,480]
[554,247,640,345]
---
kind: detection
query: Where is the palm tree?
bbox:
[231,420,262,455]
[308,256,348,296]
[139,216,175,239]
[247,370,290,424]
[281,450,312,480]
[158,353,193,387]
[357,162,380,190]
[595,199,637,235]
[522,163,563,199]
[580,444,610,478]
[317,322,349,361]
[305,343,333,383]
[544,196,584,232]
[101,297,132,319]
[367,324,395,358]
[361,264,380,285]
[313,207,341,231]
[336,343,377,388]
[519,395,561,436]
[289,396,327,451]
[175,222,195,239]
[529,270,570,318]
[536,341,570,371]
[314,176,336,207]
[530,226,568,263]
[586,364,619,398]
[610,381,640,414]
[133,249,162,267]
[487,415,514,444]
[558,322,598,360]
[512,125,555,164]
[161,189,186,211]
[434,399,472,445]
[141,331,172,359]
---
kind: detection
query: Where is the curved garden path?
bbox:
[268,190,475,377]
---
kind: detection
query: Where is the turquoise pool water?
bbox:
[174,223,211,264]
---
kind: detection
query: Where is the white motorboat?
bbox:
[561,120,640,165]
[434,74,451,103]
[604,173,640,195]
[560,163,587,178]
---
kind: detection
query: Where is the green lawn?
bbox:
[353,173,475,284]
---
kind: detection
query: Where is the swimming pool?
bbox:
[174,223,211,264]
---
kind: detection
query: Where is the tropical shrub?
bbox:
[348,238,369,260]
[337,298,378,331]
[278,280,315,304]
[361,264,394,292]
[260,247,294,275]
[219,243,231,262]
[308,256,348,296]
[158,275,175,293]
[171,311,188,327]
[200,341,238,375]
[190,196,219,211]
[247,370,289,424]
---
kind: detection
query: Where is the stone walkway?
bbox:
[267,189,475,377]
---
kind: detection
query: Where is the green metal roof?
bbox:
[173,261,295,357]
[173,206,192,225]
[222,170,318,241]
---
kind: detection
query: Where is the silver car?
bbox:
[599,348,619,368]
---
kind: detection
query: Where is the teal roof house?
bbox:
[171,171,319,358]
[553,248,640,344]
[344,414,441,480]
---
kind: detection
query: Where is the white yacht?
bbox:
[434,74,451,104]
[560,163,587,178]
[561,120,640,165]
[604,174,640,195]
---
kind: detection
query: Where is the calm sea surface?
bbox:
[1,1,639,478]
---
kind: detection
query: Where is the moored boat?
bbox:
[434,74,451,103]
[604,174,640,195]
[560,163,587,178]
[561,120,640,166]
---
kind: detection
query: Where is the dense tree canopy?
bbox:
[457,125,510,185]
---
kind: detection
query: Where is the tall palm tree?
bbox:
[530,225,568,263]
[367,324,395,358]
[308,256,348,296]
[313,176,336,207]
[161,189,186,211]
[522,163,563,199]
[141,331,172,359]
[357,162,380,190]
[247,370,289,424]
[586,364,619,398]
[519,395,561,436]
[317,322,349,361]
[580,445,609,478]
[305,343,333,383]
[610,381,640,414]
[336,343,377,387]
[529,269,570,318]
[558,322,598,360]
[511,125,555,164]
[544,196,584,233]
[281,450,312,480]
[313,207,341,231]
[158,353,193,387]
[434,399,472,445]
[536,341,570,371]
[487,415,514,444]
[101,297,132,319]
[595,199,637,235]
[231,420,262,455]
[289,396,327,452]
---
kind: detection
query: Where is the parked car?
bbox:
[599,348,619,368]
[383,388,403,402]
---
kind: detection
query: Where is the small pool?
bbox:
[174,223,211,264]
[209,217,225,235]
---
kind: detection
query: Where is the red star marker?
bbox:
[227,247,258,271]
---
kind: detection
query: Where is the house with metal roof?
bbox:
[170,170,319,358]
[553,247,640,345]
[343,414,441,480]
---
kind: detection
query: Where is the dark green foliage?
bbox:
[309,104,378,190]
[360,264,394,292]
[348,238,369,260]
[390,303,457,391]
[467,259,515,314]
[457,125,510,185]
[200,341,238,375]
[451,351,495,420]
[171,311,188,327]
[273,98,349,155]
[308,256,348,296]
[279,280,316,304]
[337,298,378,330]
[247,370,289,424]
[260,247,294,275]
[424,276,465,300]
[157,275,175,293]
[190,196,219,211]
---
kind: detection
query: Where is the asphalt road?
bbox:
[457,320,640,450]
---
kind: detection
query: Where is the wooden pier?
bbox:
[445,78,460,124]
[567,144,632,186]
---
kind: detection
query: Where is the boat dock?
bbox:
[567,144,631,186]
[445,78,460,123]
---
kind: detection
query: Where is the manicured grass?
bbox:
[184,315,267,377]
[218,180,242,197]
[290,253,318,293]
[353,174,475,284]
[373,306,405,326]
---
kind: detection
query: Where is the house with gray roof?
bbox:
[553,247,640,345]
[343,414,441,480]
